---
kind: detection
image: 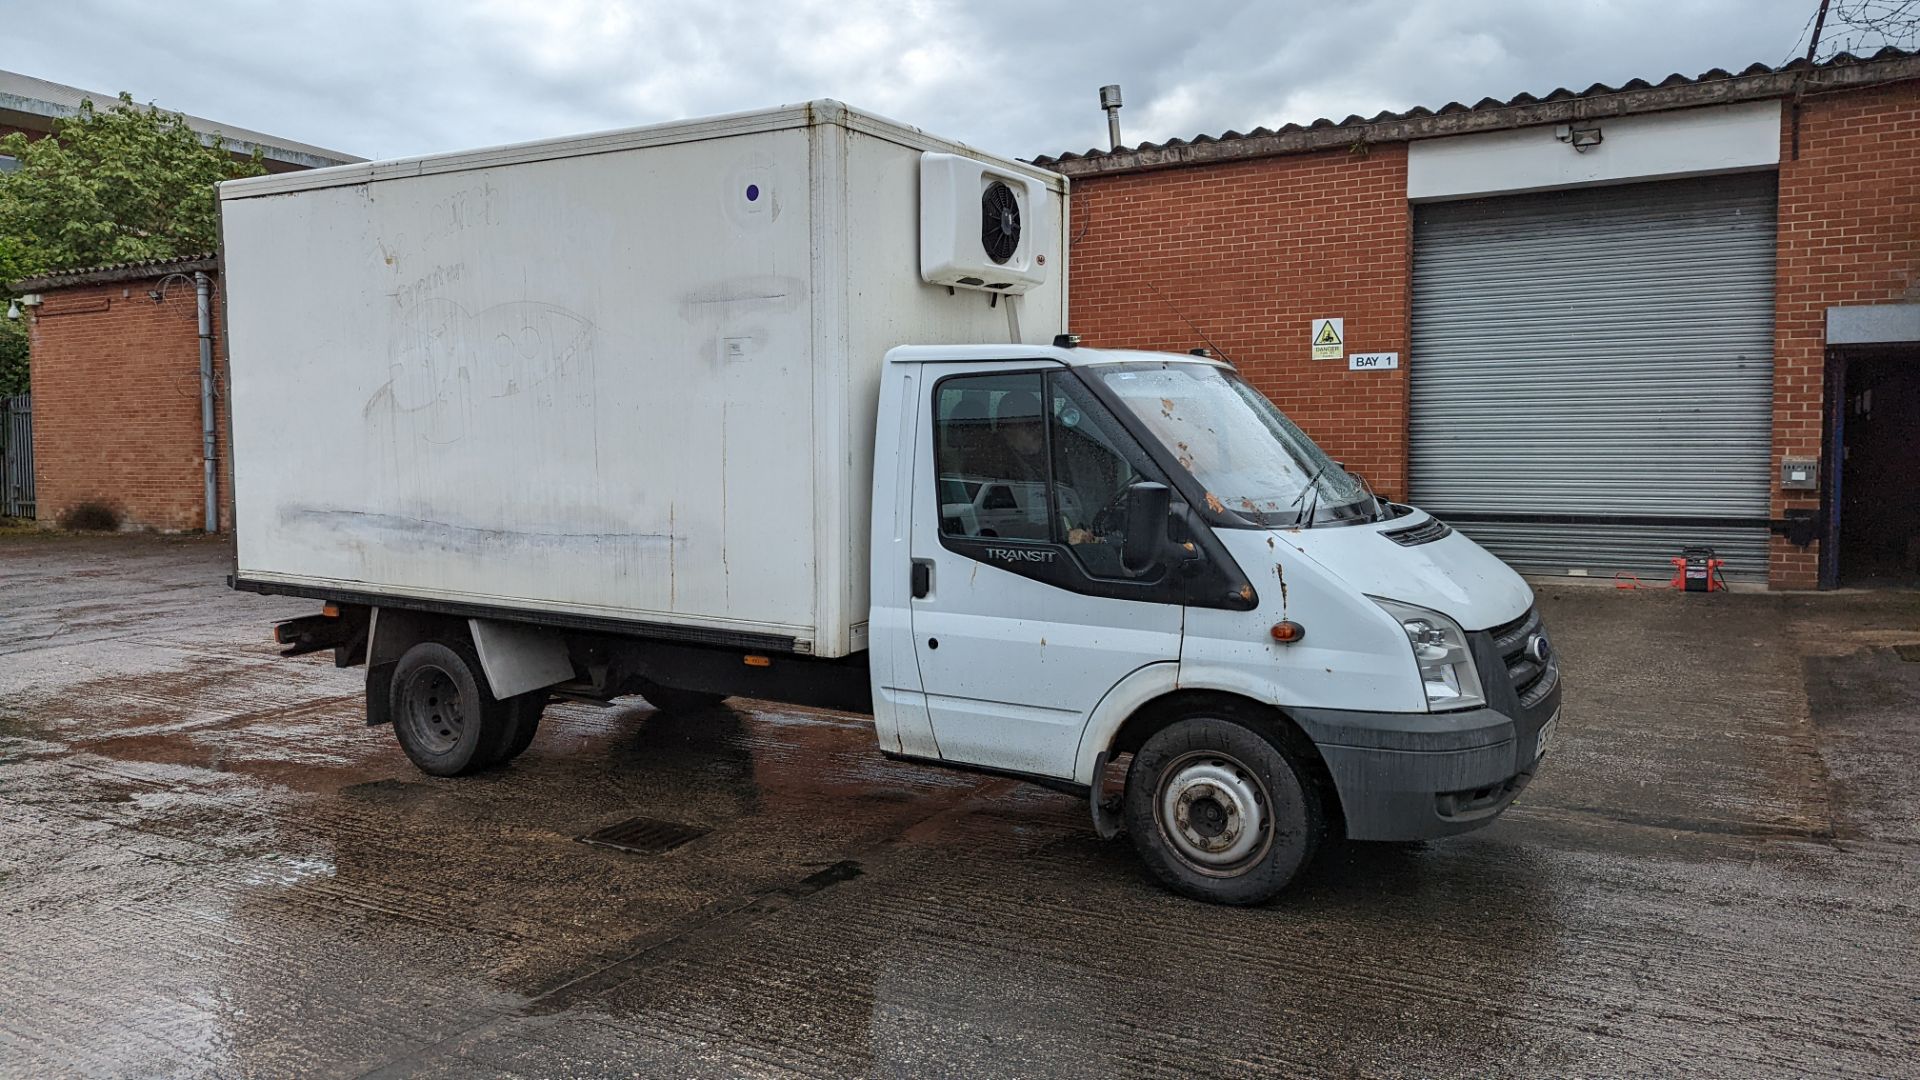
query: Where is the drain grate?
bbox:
[1896,643,1920,663]
[578,816,710,854]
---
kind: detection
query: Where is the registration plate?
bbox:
[1535,709,1561,761]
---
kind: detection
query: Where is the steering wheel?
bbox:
[1086,482,1133,538]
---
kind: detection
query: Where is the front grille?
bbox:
[1382,517,1452,547]
[1489,610,1533,649]
[1491,607,1559,707]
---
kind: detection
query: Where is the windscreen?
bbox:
[1093,363,1374,526]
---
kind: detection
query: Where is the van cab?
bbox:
[869,342,1562,903]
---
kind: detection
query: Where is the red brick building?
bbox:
[4,70,358,531]
[1039,49,1920,590]
[11,256,233,531]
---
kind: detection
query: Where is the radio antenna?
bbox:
[1144,281,1234,366]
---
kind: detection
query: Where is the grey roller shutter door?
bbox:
[1410,174,1777,582]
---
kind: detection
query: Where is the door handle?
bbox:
[911,559,932,599]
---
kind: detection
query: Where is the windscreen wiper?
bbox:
[1290,462,1330,527]
[1349,469,1386,522]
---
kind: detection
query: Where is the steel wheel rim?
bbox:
[399,666,465,755]
[1154,749,1273,877]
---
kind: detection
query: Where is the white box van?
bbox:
[223,102,1560,905]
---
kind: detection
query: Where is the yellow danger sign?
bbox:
[1311,318,1344,360]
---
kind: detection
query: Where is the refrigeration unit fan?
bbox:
[981,180,1022,265]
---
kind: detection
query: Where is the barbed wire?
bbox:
[1788,0,1920,64]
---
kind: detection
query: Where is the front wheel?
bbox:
[1123,715,1324,905]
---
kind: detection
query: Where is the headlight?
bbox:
[1372,598,1485,711]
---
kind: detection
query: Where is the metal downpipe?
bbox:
[194,272,217,533]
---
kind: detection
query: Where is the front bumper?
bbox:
[1292,614,1563,842]
[1294,701,1556,840]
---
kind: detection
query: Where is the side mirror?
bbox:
[1121,481,1173,576]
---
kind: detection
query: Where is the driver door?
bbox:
[908,363,1184,779]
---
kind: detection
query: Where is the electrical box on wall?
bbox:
[1781,457,1818,490]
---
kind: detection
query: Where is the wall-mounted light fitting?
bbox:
[1554,123,1603,152]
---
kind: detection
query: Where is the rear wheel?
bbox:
[389,640,515,776]
[495,691,549,764]
[1123,714,1323,905]
[636,679,726,713]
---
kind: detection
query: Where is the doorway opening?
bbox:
[1831,347,1920,588]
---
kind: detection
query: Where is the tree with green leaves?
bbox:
[0,93,265,276]
[1,225,31,397]
[0,320,25,399]
[0,94,266,396]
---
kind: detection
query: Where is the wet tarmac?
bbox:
[3,533,1918,1078]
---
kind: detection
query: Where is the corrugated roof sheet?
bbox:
[11,253,217,293]
[1033,46,1918,171]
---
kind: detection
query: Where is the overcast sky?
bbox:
[4,1,1841,164]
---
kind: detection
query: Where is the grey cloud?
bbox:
[3,1,1820,164]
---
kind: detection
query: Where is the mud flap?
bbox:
[365,660,398,726]
[1090,750,1125,840]
[468,617,574,699]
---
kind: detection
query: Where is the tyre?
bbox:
[388,640,516,776]
[636,679,726,713]
[495,691,550,764]
[1123,714,1324,905]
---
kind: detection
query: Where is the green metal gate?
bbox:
[3,393,32,519]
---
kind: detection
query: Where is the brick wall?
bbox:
[1772,78,1920,588]
[25,274,233,531]
[1067,144,1412,499]
[1069,81,1919,590]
